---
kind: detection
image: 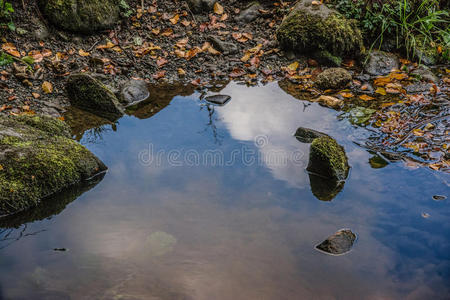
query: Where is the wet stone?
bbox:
[236,2,262,23]
[208,36,238,55]
[205,94,231,106]
[120,79,150,106]
[294,127,328,143]
[432,195,447,201]
[364,51,399,76]
[316,229,356,255]
[406,82,432,94]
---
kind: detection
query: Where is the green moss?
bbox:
[315,67,352,90]
[277,9,362,57]
[0,115,106,215]
[307,136,349,180]
[66,74,124,120]
[41,0,125,33]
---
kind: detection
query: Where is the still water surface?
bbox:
[0,82,449,299]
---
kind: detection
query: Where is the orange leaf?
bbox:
[214,3,224,14]
[42,81,53,94]
[78,49,90,56]
[359,94,375,101]
[169,14,180,25]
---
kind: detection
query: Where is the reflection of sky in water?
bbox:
[0,82,449,300]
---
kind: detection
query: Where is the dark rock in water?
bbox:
[432,195,447,201]
[411,65,439,83]
[0,115,107,216]
[307,136,349,181]
[315,68,351,90]
[208,36,238,55]
[364,50,399,76]
[205,95,231,106]
[236,2,262,23]
[276,0,362,57]
[295,127,328,143]
[39,0,130,34]
[53,248,68,252]
[0,172,105,228]
[369,155,389,169]
[316,229,356,255]
[309,173,344,201]
[187,0,216,14]
[66,73,125,120]
[63,107,114,141]
[120,79,150,106]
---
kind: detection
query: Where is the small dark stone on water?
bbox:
[205,95,231,106]
[53,248,68,252]
[432,195,447,201]
[316,229,356,255]
[369,155,389,169]
[294,127,328,143]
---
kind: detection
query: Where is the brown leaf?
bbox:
[152,70,166,79]
[42,81,53,94]
[359,94,375,101]
[214,3,224,14]
[169,14,180,25]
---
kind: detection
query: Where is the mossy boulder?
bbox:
[66,73,125,120]
[315,67,352,90]
[0,115,107,216]
[307,136,349,181]
[276,0,362,57]
[39,0,130,33]
[295,127,328,143]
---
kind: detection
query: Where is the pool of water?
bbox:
[0,82,449,300]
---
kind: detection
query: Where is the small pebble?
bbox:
[432,195,447,201]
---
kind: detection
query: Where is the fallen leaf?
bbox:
[214,3,224,15]
[152,70,166,79]
[339,92,354,98]
[375,87,387,95]
[287,61,299,72]
[359,94,375,101]
[169,14,180,25]
[42,81,53,94]
[2,43,20,58]
[156,57,168,67]
[78,49,90,56]
[32,92,40,99]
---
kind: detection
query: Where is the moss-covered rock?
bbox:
[66,74,124,120]
[39,0,130,33]
[309,173,344,201]
[315,67,351,90]
[276,0,362,57]
[0,115,107,216]
[307,136,349,181]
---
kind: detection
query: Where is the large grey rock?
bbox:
[236,2,262,23]
[307,136,349,181]
[66,74,125,120]
[411,65,439,83]
[316,229,356,255]
[0,115,107,216]
[208,36,238,55]
[187,0,216,14]
[39,0,130,33]
[315,67,351,90]
[276,0,362,57]
[205,95,231,105]
[364,50,399,76]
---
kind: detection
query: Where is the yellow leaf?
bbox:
[78,49,90,56]
[287,61,299,72]
[42,81,53,94]
[339,92,354,98]
[214,3,224,14]
[375,87,387,95]
[359,94,375,101]
[177,68,186,76]
[0,164,3,171]
[169,14,180,25]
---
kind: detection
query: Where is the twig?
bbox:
[392,114,450,146]
[184,1,197,24]
[87,39,101,52]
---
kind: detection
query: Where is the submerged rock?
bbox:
[276,0,362,57]
[66,74,125,120]
[364,50,399,76]
[0,115,107,216]
[294,127,328,143]
[309,173,344,201]
[120,79,150,106]
[316,229,356,255]
[411,65,439,83]
[146,231,177,256]
[39,0,130,33]
[205,94,231,105]
[348,107,376,126]
[307,136,349,181]
[315,68,351,90]
[369,154,389,169]
[313,95,343,109]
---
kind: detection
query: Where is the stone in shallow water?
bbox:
[294,127,328,143]
[308,173,344,201]
[316,229,356,255]
[205,94,231,106]
[432,195,447,201]
[146,231,177,256]
[120,79,150,106]
[364,50,399,76]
